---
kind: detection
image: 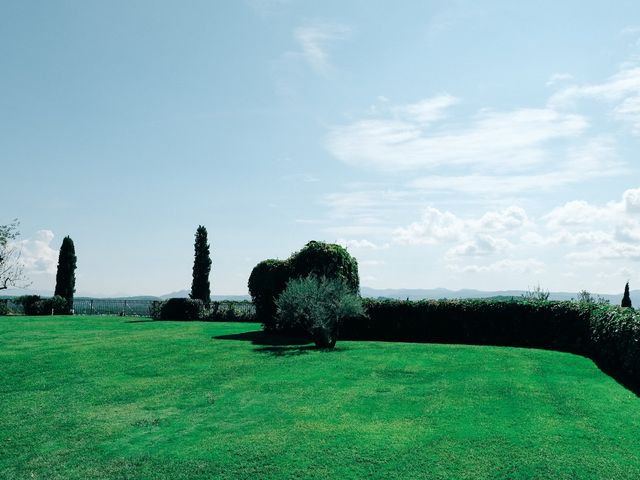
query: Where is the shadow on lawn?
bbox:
[213,330,346,357]
[213,330,310,346]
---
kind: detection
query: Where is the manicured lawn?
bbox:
[1,316,639,479]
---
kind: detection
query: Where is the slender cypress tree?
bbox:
[54,236,77,312]
[190,225,212,305]
[621,282,633,308]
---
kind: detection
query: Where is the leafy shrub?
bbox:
[207,301,255,322]
[289,241,360,294]
[276,276,364,348]
[18,295,42,315]
[17,295,69,315]
[0,299,8,316]
[158,298,204,321]
[248,259,293,330]
[249,241,360,332]
[521,284,550,302]
[149,300,163,320]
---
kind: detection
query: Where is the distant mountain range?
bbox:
[360,287,640,305]
[2,287,638,306]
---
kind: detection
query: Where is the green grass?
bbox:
[1,316,639,479]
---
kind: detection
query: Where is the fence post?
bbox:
[90,299,94,315]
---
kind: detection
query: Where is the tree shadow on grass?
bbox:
[253,345,347,357]
[213,330,348,357]
[212,330,311,346]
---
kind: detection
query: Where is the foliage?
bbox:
[289,241,360,294]
[0,299,7,316]
[343,298,594,353]
[622,282,633,308]
[276,276,364,348]
[158,298,204,321]
[190,225,212,305]
[0,219,29,290]
[576,290,609,305]
[249,241,360,332]
[16,295,69,315]
[207,301,255,322]
[248,259,292,330]
[54,236,77,313]
[17,295,42,315]
[521,284,550,302]
[149,300,163,320]
[590,305,640,388]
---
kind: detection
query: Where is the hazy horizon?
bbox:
[4,1,640,296]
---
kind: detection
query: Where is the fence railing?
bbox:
[1,297,256,320]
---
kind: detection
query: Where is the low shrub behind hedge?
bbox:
[158,298,204,321]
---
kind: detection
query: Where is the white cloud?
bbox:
[294,22,351,74]
[392,94,460,125]
[543,200,623,228]
[445,235,513,258]
[549,65,640,134]
[326,105,588,172]
[623,187,640,213]
[448,259,545,274]
[546,73,574,87]
[393,205,529,246]
[475,206,529,232]
[337,238,388,250]
[15,230,58,274]
[567,244,640,264]
[393,207,464,245]
[408,136,623,194]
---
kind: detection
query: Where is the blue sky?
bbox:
[3,0,640,296]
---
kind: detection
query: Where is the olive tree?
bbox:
[276,275,363,348]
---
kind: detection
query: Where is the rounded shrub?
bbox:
[159,298,204,321]
[248,259,292,331]
[289,241,360,294]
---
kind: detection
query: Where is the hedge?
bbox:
[149,299,256,322]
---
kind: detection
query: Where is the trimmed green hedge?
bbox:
[149,299,256,322]
[590,305,640,388]
[340,298,639,390]
[343,299,593,352]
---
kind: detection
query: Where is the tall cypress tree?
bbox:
[621,282,633,308]
[54,236,77,312]
[190,225,212,305]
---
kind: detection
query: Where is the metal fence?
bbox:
[1,297,256,319]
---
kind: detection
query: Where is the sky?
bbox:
[3,0,640,296]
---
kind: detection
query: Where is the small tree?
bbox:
[576,290,595,304]
[54,236,76,312]
[0,219,29,290]
[622,282,633,308]
[522,284,550,302]
[190,225,212,306]
[276,275,364,348]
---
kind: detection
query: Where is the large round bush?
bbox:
[247,259,292,331]
[289,241,359,294]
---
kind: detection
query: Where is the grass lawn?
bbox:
[1,316,639,479]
